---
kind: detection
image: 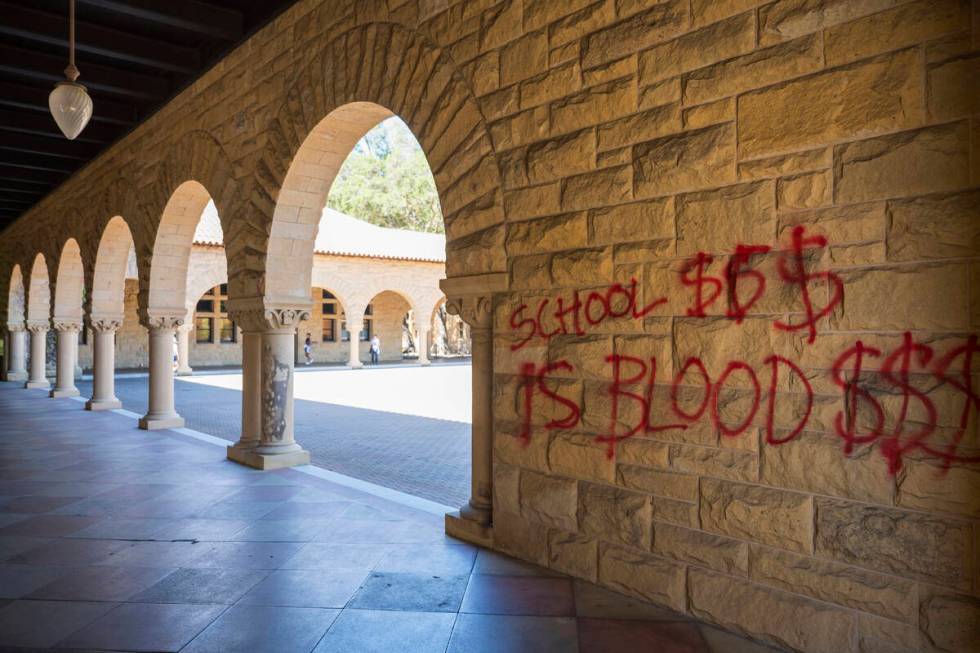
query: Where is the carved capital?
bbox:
[146,315,184,330]
[445,295,493,331]
[52,320,82,333]
[90,317,123,333]
[231,307,310,333]
[6,323,25,333]
[26,321,49,334]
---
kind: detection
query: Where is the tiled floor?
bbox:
[0,382,787,652]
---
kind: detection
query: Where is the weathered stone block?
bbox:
[550,247,613,286]
[675,180,775,256]
[835,122,971,204]
[638,12,755,86]
[682,97,734,130]
[597,103,681,151]
[583,55,635,87]
[928,53,980,121]
[633,123,736,197]
[526,129,596,184]
[918,588,980,653]
[739,146,831,181]
[589,197,674,245]
[617,437,670,469]
[777,170,832,210]
[814,498,972,590]
[581,0,688,68]
[897,460,980,518]
[548,528,598,581]
[579,482,652,549]
[670,444,760,483]
[503,183,560,220]
[519,469,578,531]
[505,212,588,257]
[651,496,698,527]
[654,522,749,575]
[683,34,823,105]
[776,201,885,245]
[617,465,697,501]
[749,545,916,621]
[598,542,686,611]
[824,0,968,67]
[738,49,923,158]
[523,0,593,32]
[561,165,632,211]
[758,0,900,46]
[548,433,616,483]
[493,508,550,567]
[886,190,980,261]
[639,77,681,109]
[550,78,637,134]
[688,568,858,653]
[493,462,521,515]
[691,0,763,28]
[549,1,616,47]
[700,478,814,553]
[519,61,582,110]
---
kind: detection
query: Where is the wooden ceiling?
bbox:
[0,0,301,231]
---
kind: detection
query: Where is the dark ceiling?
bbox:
[0,0,302,232]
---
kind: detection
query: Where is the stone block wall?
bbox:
[1,1,976,651]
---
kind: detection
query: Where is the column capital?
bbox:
[445,295,493,331]
[25,321,49,334]
[52,319,82,333]
[440,272,508,332]
[90,316,123,333]
[146,315,184,330]
[6,323,25,333]
[231,307,310,334]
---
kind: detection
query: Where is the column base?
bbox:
[227,445,310,470]
[348,362,363,369]
[6,371,27,382]
[50,387,80,398]
[176,368,193,377]
[138,413,185,430]
[445,511,494,548]
[419,359,431,367]
[25,380,50,389]
[86,398,121,411]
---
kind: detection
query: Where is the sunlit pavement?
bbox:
[76,363,472,507]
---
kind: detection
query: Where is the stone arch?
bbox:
[91,216,136,318]
[253,22,506,308]
[53,239,85,321]
[146,180,219,319]
[185,260,228,320]
[7,264,25,327]
[26,253,50,324]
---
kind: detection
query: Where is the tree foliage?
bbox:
[327,117,444,233]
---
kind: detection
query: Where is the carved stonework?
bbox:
[7,323,25,333]
[446,295,493,331]
[52,320,81,333]
[25,322,49,334]
[146,315,184,330]
[231,307,311,333]
[90,318,123,333]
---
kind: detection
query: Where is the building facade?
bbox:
[1,1,978,651]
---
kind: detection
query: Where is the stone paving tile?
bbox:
[0,383,789,653]
[313,609,455,653]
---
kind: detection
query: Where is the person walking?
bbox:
[370,334,381,365]
[303,333,313,366]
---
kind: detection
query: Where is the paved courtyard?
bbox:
[0,382,783,652]
[76,363,472,507]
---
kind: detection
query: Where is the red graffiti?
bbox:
[680,252,723,317]
[762,355,812,445]
[671,357,712,421]
[711,360,761,439]
[509,279,665,352]
[879,332,937,474]
[773,226,844,344]
[725,245,771,323]
[830,340,884,455]
[517,361,581,445]
[929,335,980,469]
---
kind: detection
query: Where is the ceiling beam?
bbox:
[0,43,170,101]
[0,109,120,144]
[79,0,245,41]
[0,3,200,74]
[1,151,78,174]
[0,133,100,161]
[0,81,137,126]
[0,165,68,186]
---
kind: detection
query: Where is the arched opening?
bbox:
[4,265,27,381]
[7,264,25,327]
[25,254,51,389]
[295,286,349,365]
[430,297,471,359]
[49,239,85,397]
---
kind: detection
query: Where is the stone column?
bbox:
[417,325,431,366]
[6,325,27,382]
[440,273,507,547]
[226,307,310,470]
[25,322,50,389]
[138,316,185,430]
[175,324,193,376]
[86,317,122,411]
[50,320,81,398]
[226,316,262,461]
[347,319,363,369]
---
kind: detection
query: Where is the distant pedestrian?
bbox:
[370,334,381,364]
[303,333,313,365]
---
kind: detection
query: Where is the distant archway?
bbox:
[26,254,50,324]
[91,216,136,318]
[53,239,84,321]
[7,265,25,327]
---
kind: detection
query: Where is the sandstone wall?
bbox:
[0,1,977,651]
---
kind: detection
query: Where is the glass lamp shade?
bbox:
[49,81,93,140]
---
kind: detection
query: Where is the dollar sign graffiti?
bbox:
[830,340,884,456]
[773,225,844,344]
[879,332,936,474]
[680,252,722,317]
[928,335,980,471]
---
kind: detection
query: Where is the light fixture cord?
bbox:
[65,0,79,81]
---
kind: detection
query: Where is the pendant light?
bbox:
[49,0,93,140]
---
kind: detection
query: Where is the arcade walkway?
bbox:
[0,383,782,652]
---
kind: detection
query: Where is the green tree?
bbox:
[327,117,444,233]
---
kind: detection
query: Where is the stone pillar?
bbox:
[440,273,507,547]
[138,316,185,430]
[6,325,27,382]
[417,325,431,366]
[50,320,81,398]
[347,320,363,369]
[226,307,310,470]
[175,323,193,376]
[226,323,261,461]
[86,317,122,411]
[25,323,50,389]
